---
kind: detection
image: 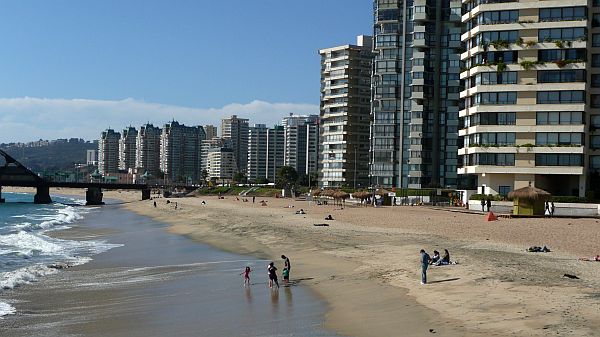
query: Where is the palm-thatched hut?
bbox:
[352,191,371,206]
[375,188,394,206]
[508,186,551,216]
[333,191,350,206]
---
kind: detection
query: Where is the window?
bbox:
[469,153,515,166]
[595,34,600,47]
[478,10,518,24]
[478,30,519,44]
[538,70,585,83]
[539,7,587,22]
[537,91,584,104]
[536,133,583,146]
[591,156,600,170]
[592,95,600,108]
[595,14,600,28]
[376,34,399,47]
[473,92,517,105]
[498,186,511,196]
[591,136,600,149]
[475,71,517,85]
[593,54,600,67]
[538,49,586,62]
[591,115,600,128]
[470,132,516,146]
[536,112,583,125]
[538,28,586,42]
[535,154,583,166]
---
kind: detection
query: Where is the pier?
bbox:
[0,149,150,205]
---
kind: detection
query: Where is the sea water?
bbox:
[0,192,120,317]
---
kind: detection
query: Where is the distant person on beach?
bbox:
[267,262,279,288]
[545,201,550,215]
[551,202,555,216]
[175,202,178,210]
[282,267,289,285]
[253,196,255,203]
[281,255,290,275]
[201,200,206,205]
[153,201,156,208]
[430,250,440,265]
[436,249,451,266]
[420,249,431,284]
[241,266,251,285]
[486,198,491,212]
[480,199,485,212]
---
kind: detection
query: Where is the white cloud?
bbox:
[0,97,318,143]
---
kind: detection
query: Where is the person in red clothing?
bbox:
[240,266,251,286]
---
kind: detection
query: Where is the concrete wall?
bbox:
[468,200,600,217]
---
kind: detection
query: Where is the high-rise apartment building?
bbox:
[221,115,249,174]
[283,114,319,177]
[319,35,374,188]
[135,123,161,177]
[370,0,463,188]
[119,126,137,171]
[98,129,120,174]
[160,121,206,184]
[200,137,232,175]
[459,0,599,197]
[204,125,218,140]
[247,124,285,182]
[266,125,285,182]
[207,147,236,181]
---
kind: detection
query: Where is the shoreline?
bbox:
[4,187,600,336]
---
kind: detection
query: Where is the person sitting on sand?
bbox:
[240,266,251,285]
[267,262,279,288]
[430,250,440,265]
[295,209,305,215]
[325,214,334,220]
[579,255,600,261]
[201,200,206,205]
[436,249,451,266]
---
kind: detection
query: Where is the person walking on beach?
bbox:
[153,201,157,208]
[486,198,491,212]
[281,255,290,283]
[480,199,485,212]
[420,249,431,285]
[253,196,255,203]
[551,202,555,217]
[267,262,279,288]
[241,266,251,286]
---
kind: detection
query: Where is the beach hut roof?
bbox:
[311,189,322,197]
[334,191,350,199]
[352,191,370,199]
[507,186,551,201]
[375,188,392,196]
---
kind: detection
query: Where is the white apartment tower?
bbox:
[135,123,161,177]
[119,126,137,171]
[460,0,600,197]
[160,121,206,184]
[319,35,374,188]
[283,114,319,177]
[247,124,285,182]
[98,129,120,174]
[221,115,249,174]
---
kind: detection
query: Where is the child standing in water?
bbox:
[241,266,251,286]
[282,267,290,285]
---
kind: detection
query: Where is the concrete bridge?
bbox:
[0,149,150,205]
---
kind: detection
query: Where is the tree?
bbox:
[276,166,298,190]
[255,177,270,185]
[233,172,247,184]
[200,169,209,186]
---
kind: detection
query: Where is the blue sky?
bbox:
[0,1,372,142]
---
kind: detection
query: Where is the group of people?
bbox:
[242,255,291,289]
[544,201,556,216]
[480,198,492,212]
[420,249,451,285]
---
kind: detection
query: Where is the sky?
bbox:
[0,0,372,143]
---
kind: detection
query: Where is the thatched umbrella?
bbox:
[508,186,551,216]
[352,191,370,206]
[334,191,350,206]
[508,186,551,202]
[375,188,392,196]
[311,189,322,197]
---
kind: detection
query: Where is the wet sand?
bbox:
[0,199,340,337]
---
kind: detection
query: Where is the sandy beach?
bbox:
[4,187,600,336]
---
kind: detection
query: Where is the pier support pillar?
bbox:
[34,185,52,204]
[141,188,151,201]
[0,186,5,203]
[86,187,104,206]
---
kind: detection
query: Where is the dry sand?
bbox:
[5,187,600,336]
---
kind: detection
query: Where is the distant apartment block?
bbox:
[221,115,249,174]
[247,124,285,182]
[200,137,232,175]
[119,126,137,171]
[135,123,162,177]
[319,35,374,188]
[204,125,218,140]
[459,0,600,198]
[370,0,463,189]
[283,114,319,177]
[160,121,206,184]
[98,129,120,174]
[207,147,236,181]
[86,149,97,166]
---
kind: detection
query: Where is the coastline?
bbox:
[4,187,600,336]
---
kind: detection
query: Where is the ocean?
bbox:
[0,192,120,318]
[0,194,339,337]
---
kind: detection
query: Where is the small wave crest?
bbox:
[0,301,16,317]
[0,263,58,290]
